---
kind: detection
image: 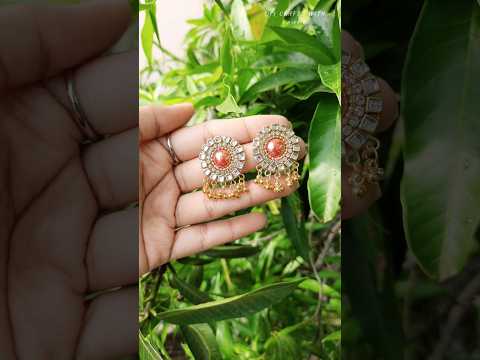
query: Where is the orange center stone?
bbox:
[265,137,286,159]
[211,147,231,169]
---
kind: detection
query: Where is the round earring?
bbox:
[253,124,301,192]
[199,135,247,200]
[342,50,384,197]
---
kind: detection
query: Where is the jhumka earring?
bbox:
[253,124,301,192]
[199,136,247,199]
[342,51,384,196]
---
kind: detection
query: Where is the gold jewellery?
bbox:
[199,136,247,199]
[253,124,301,192]
[342,51,384,197]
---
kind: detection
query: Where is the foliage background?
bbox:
[342,0,480,359]
[139,0,341,359]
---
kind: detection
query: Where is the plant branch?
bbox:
[429,272,480,360]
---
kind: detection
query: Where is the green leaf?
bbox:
[169,273,212,305]
[317,62,340,101]
[264,331,301,359]
[281,194,310,261]
[311,9,340,60]
[240,68,318,103]
[215,321,235,358]
[156,279,303,324]
[221,29,233,75]
[299,278,340,298]
[141,10,154,66]
[231,0,253,40]
[270,26,335,64]
[214,0,229,17]
[194,96,223,109]
[261,0,289,41]
[181,324,222,360]
[401,0,480,279]
[322,330,341,344]
[308,96,341,222]
[289,81,331,100]
[139,332,163,360]
[176,256,215,266]
[216,93,241,114]
[252,52,316,69]
[203,245,261,259]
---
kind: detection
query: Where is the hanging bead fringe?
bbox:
[202,174,247,200]
[254,163,300,192]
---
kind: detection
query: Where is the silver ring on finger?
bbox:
[66,70,100,144]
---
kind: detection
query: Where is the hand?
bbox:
[0,2,138,359]
[342,31,399,219]
[139,105,306,275]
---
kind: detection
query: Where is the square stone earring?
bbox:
[342,51,384,196]
[253,124,301,192]
[199,136,247,199]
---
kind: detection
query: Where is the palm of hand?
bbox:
[0,87,98,358]
[139,137,180,274]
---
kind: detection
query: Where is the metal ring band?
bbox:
[166,135,181,165]
[66,70,100,143]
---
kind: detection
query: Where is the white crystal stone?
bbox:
[366,97,383,113]
[359,114,379,133]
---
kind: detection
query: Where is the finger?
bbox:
[76,287,137,360]
[170,212,267,261]
[87,207,137,291]
[176,180,299,227]
[376,78,399,132]
[341,165,381,220]
[342,31,364,59]
[174,139,306,193]
[169,115,290,161]
[0,0,131,93]
[46,51,138,135]
[139,103,194,143]
[83,128,138,210]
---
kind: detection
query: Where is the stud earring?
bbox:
[199,135,247,200]
[342,51,384,197]
[253,124,301,192]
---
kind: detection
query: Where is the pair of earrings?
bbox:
[199,124,301,200]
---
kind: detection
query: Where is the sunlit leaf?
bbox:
[308,96,341,222]
[231,0,253,40]
[317,62,340,101]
